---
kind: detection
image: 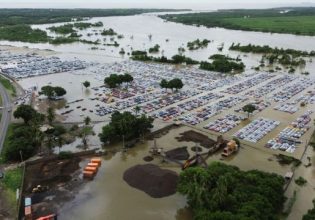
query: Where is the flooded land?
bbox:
[1,10,315,220]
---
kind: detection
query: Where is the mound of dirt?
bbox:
[176,130,216,148]
[143,156,154,162]
[165,147,190,160]
[123,164,178,198]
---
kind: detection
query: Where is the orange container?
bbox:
[83,171,94,178]
[84,166,98,173]
[87,162,100,168]
[91,158,102,166]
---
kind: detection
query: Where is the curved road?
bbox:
[0,82,11,154]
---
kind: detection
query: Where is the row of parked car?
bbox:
[234,118,280,143]
[266,110,313,153]
[204,114,246,133]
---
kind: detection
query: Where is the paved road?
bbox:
[0,82,11,154]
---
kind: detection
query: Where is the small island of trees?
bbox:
[104,73,134,88]
[187,39,211,50]
[160,78,184,92]
[200,54,245,73]
[39,85,67,99]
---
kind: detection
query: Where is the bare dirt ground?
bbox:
[22,157,85,219]
[176,130,216,148]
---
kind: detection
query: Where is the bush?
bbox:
[295,176,307,186]
[58,151,73,160]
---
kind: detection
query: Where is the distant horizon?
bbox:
[1,0,315,10]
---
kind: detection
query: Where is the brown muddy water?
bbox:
[57,125,291,220]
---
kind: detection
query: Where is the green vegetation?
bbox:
[161,8,315,36]
[229,43,315,56]
[48,24,76,34]
[131,52,199,65]
[303,199,315,220]
[99,111,154,145]
[0,167,23,192]
[49,22,104,35]
[104,73,133,88]
[200,54,245,73]
[276,154,301,167]
[0,75,16,97]
[0,9,185,43]
[0,24,49,43]
[0,9,186,26]
[295,176,307,186]
[149,44,160,53]
[160,78,184,92]
[83,81,91,89]
[242,103,256,118]
[101,28,117,36]
[39,85,67,99]
[177,162,285,220]
[187,39,210,50]
[4,105,45,161]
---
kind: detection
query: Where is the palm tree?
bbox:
[134,105,141,116]
[47,107,55,125]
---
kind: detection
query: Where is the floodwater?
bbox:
[2,12,315,220]
[0,13,315,73]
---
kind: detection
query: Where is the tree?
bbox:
[83,80,90,89]
[134,105,141,116]
[177,162,285,220]
[13,104,37,124]
[54,86,67,97]
[169,78,184,91]
[47,107,55,125]
[40,85,55,99]
[242,104,257,118]
[122,73,134,85]
[99,111,154,146]
[40,85,67,99]
[84,116,91,126]
[160,79,169,91]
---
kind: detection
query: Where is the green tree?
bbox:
[160,79,169,91]
[134,105,141,116]
[168,78,184,91]
[242,104,256,118]
[13,104,37,124]
[47,107,55,125]
[83,80,90,89]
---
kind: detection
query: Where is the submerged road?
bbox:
[0,82,11,154]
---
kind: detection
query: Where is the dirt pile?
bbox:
[123,164,178,198]
[165,147,190,160]
[176,130,216,148]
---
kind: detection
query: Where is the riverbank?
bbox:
[161,8,315,36]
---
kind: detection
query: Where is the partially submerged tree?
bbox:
[83,80,91,89]
[40,85,67,99]
[242,104,256,118]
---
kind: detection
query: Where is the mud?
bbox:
[123,164,178,198]
[176,130,216,148]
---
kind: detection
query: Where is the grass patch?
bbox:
[1,167,23,192]
[0,75,16,97]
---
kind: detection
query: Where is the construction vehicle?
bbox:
[221,140,239,157]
